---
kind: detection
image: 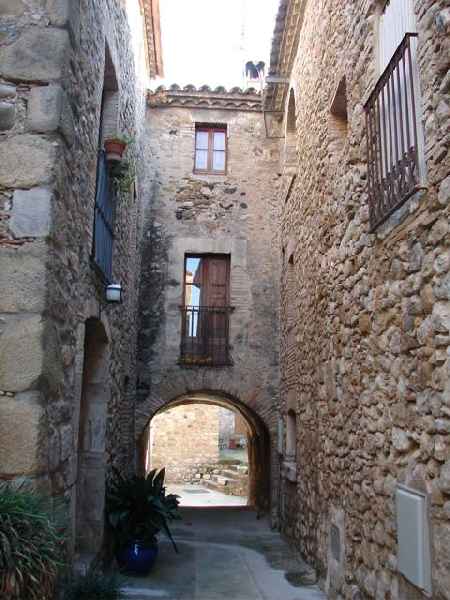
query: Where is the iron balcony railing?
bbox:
[365,33,422,231]
[92,150,115,282]
[180,306,232,366]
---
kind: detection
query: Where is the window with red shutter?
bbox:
[180,255,232,366]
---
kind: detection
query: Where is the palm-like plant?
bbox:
[0,482,66,600]
[106,468,181,553]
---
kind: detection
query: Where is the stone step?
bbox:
[203,479,228,492]
[204,477,248,496]
[219,468,248,480]
[212,474,232,485]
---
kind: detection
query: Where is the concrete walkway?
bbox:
[122,508,326,600]
[167,484,247,507]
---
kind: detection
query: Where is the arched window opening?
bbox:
[284,89,297,172]
[286,89,296,134]
[328,77,348,158]
[286,409,297,461]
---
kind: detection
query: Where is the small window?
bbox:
[194,125,227,174]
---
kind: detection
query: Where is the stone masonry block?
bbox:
[0,392,45,476]
[11,187,52,238]
[0,0,25,16]
[0,83,16,99]
[0,315,44,392]
[0,101,15,131]
[0,242,47,313]
[438,175,450,206]
[0,27,69,82]
[46,0,70,25]
[0,134,55,188]
[28,85,62,133]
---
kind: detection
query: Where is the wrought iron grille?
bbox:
[180,306,232,366]
[365,33,421,230]
[93,150,115,282]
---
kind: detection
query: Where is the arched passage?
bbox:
[75,317,110,555]
[138,391,271,511]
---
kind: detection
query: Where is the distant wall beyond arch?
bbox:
[139,391,271,511]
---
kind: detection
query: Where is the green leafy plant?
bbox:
[107,468,181,553]
[0,482,66,600]
[62,570,125,600]
[110,159,136,194]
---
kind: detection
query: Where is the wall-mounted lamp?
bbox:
[105,283,123,303]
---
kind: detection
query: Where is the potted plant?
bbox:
[104,135,131,162]
[109,159,136,194]
[106,468,180,575]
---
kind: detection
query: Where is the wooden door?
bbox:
[198,256,230,363]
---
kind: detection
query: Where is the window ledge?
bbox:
[375,187,428,241]
[191,173,228,183]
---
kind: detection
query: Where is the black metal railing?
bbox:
[180,306,232,366]
[92,150,115,282]
[365,33,421,230]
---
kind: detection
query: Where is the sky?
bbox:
[157,0,280,89]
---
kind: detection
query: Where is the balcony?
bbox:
[365,33,422,230]
[180,306,232,366]
[92,150,115,282]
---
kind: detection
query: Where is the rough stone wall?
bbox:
[0,0,149,549]
[276,1,450,599]
[137,100,281,512]
[219,406,236,447]
[149,404,219,482]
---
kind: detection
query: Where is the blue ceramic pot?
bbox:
[117,541,159,575]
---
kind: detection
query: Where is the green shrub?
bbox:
[62,571,125,600]
[0,482,66,600]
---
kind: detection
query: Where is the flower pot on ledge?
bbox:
[104,138,127,162]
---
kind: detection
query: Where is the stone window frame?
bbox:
[193,123,228,176]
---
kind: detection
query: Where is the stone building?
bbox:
[266,0,450,598]
[137,84,281,510]
[0,0,162,559]
[149,403,221,482]
[149,404,249,484]
[0,0,449,597]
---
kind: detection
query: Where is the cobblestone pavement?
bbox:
[122,508,327,600]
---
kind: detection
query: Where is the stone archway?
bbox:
[138,391,271,512]
[75,317,110,555]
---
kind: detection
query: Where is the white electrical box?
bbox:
[396,485,432,594]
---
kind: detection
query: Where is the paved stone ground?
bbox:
[122,508,326,600]
[167,484,247,507]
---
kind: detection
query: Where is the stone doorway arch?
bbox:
[138,391,271,511]
[75,317,110,555]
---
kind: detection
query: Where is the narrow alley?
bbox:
[0,0,449,599]
[122,509,326,600]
